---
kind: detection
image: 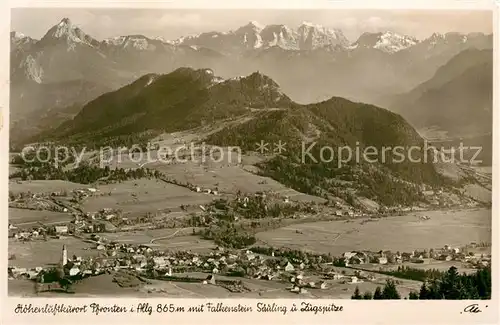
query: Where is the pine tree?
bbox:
[419,282,430,299]
[440,266,462,299]
[382,279,401,299]
[408,291,419,300]
[373,286,383,300]
[351,286,362,299]
[363,291,373,299]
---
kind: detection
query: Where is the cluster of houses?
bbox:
[8,236,363,293]
[8,223,70,241]
[193,186,219,196]
[9,232,491,294]
[8,190,71,213]
[341,243,491,267]
[420,185,481,208]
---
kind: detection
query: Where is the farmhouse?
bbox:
[55,226,68,234]
[377,256,388,265]
[69,267,80,276]
[153,257,168,268]
[350,276,360,284]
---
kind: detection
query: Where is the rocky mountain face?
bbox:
[173,21,349,53]
[351,31,418,53]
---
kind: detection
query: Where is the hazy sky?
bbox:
[11,9,493,42]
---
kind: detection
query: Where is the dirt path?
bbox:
[149,228,189,244]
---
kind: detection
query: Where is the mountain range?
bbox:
[10,17,493,147]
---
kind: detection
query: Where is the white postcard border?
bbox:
[0,1,498,324]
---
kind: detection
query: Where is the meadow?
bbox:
[256,208,491,255]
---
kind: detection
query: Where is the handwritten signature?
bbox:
[462,304,486,314]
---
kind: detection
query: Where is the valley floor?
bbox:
[8,207,491,298]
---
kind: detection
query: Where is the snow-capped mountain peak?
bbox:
[352,31,418,53]
[40,17,98,48]
[11,31,26,40]
[260,24,299,49]
[299,21,322,29]
[235,21,265,49]
[10,31,38,50]
[102,35,158,51]
[297,21,349,49]
[242,20,265,31]
[172,20,350,52]
[373,31,418,53]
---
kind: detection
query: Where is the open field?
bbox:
[472,166,492,175]
[97,230,216,253]
[153,235,216,253]
[9,179,89,194]
[96,228,180,244]
[463,184,492,202]
[256,208,491,255]
[9,208,72,227]
[353,260,480,275]
[8,274,145,298]
[151,162,325,203]
[8,237,99,269]
[81,179,214,215]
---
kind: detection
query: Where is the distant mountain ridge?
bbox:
[351,31,418,53]
[172,21,350,53]
[388,48,493,137]
[10,17,493,145]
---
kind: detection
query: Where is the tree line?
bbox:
[352,266,491,300]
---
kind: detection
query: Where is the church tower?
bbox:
[62,245,68,266]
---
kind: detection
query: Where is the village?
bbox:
[7,175,491,298]
[8,201,491,296]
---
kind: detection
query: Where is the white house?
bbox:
[55,226,68,234]
[69,267,80,276]
[153,257,167,268]
[284,262,295,272]
[343,252,356,259]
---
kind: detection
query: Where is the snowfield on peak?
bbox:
[373,32,419,53]
[172,21,350,52]
[351,31,419,53]
[102,35,157,51]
